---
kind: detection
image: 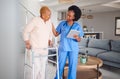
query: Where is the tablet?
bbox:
[67,30,80,39]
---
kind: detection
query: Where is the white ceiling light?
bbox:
[39,0,44,2]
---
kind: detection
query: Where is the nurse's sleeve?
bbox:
[23,18,35,41]
[78,25,84,37]
[56,22,62,34]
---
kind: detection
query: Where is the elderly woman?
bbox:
[52,5,84,79]
[23,6,53,79]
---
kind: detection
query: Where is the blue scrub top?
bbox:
[56,21,84,51]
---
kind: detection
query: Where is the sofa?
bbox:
[79,38,120,68]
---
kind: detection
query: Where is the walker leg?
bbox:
[32,50,35,79]
[24,49,27,79]
[56,47,60,79]
[32,64,35,79]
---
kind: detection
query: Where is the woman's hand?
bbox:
[73,34,81,42]
[48,40,53,47]
[25,40,31,49]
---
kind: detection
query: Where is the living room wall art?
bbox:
[115,17,120,36]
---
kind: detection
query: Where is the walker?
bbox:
[24,46,59,79]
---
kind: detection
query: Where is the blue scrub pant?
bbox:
[54,49,79,79]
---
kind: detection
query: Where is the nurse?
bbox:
[23,6,53,79]
[52,5,84,79]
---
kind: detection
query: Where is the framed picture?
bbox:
[115,17,120,36]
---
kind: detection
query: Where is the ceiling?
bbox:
[39,0,120,13]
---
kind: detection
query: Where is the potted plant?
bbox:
[83,25,88,32]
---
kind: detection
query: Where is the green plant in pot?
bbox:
[80,53,87,64]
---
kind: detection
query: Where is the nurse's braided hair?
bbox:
[68,5,82,21]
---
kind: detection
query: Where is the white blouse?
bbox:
[23,17,53,49]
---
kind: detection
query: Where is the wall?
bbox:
[0,0,25,79]
[20,0,41,16]
[82,11,120,40]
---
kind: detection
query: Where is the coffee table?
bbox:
[63,56,103,79]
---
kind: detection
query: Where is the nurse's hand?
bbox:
[73,34,81,42]
[25,40,31,49]
[52,23,59,37]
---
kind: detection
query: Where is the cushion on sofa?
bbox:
[103,61,120,68]
[111,40,120,52]
[79,47,107,56]
[78,38,88,48]
[88,39,110,50]
[97,51,120,64]
[85,48,107,56]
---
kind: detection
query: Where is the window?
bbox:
[115,17,120,36]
